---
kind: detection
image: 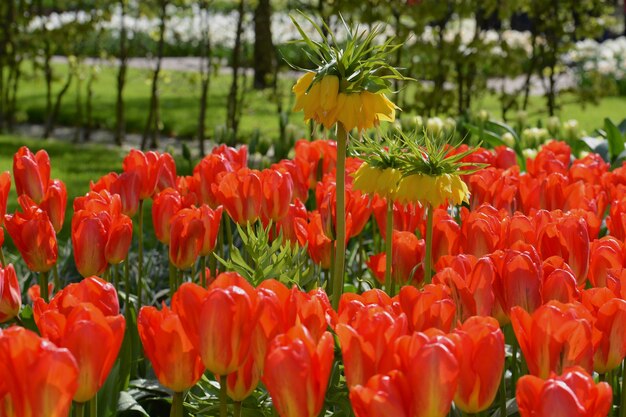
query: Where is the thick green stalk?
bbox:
[89,395,97,417]
[74,402,85,417]
[170,392,184,417]
[220,376,228,417]
[52,264,61,290]
[423,204,434,284]
[331,123,348,309]
[384,198,394,295]
[40,270,49,302]
[201,256,207,287]
[619,363,626,417]
[234,402,242,417]
[137,199,144,307]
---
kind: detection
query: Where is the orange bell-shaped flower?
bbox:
[138,304,205,392]
[0,326,79,417]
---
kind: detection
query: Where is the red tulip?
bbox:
[294,139,336,189]
[261,168,293,221]
[152,188,184,244]
[212,144,248,170]
[198,204,222,256]
[34,277,125,403]
[372,197,423,240]
[122,149,160,200]
[110,171,141,217]
[511,302,595,378]
[39,178,67,233]
[194,153,234,207]
[173,273,258,376]
[516,367,611,417]
[226,353,260,401]
[33,276,120,317]
[169,207,205,270]
[0,264,21,323]
[337,304,407,388]
[274,199,307,244]
[138,304,205,392]
[216,168,262,225]
[0,326,79,417]
[460,204,502,257]
[5,195,57,273]
[581,288,626,373]
[432,208,460,260]
[0,171,11,224]
[397,284,456,333]
[526,140,571,177]
[393,331,459,417]
[272,159,309,202]
[491,247,542,317]
[589,236,624,288]
[449,316,504,413]
[542,257,580,303]
[263,324,334,417]
[350,370,412,417]
[294,211,334,269]
[12,146,50,204]
[432,268,477,322]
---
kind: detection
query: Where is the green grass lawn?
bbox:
[14,62,626,145]
[15,62,304,142]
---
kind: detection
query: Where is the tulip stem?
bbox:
[384,198,394,296]
[169,261,177,296]
[219,376,228,417]
[0,247,5,267]
[234,402,242,417]
[424,204,434,284]
[619,363,626,417]
[225,217,233,256]
[124,255,131,309]
[137,199,144,307]
[499,366,507,417]
[89,395,97,417]
[170,392,184,417]
[201,256,207,287]
[52,263,61,290]
[40,270,49,302]
[74,402,85,417]
[331,122,348,309]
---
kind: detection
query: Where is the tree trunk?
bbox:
[141,0,167,150]
[43,71,73,138]
[197,0,212,156]
[226,0,245,138]
[115,0,128,146]
[253,0,274,89]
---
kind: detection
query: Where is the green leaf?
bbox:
[117,391,150,417]
[605,117,625,163]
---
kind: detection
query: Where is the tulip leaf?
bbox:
[605,117,625,163]
[117,391,150,417]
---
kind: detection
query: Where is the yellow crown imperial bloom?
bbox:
[395,172,469,207]
[293,73,341,130]
[352,162,402,200]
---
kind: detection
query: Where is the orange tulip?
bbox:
[198,204,223,256]
[194,153,234,207]
[0,264,21,323]
[372,197,423,240]
[263,324,334,417]
[294,211,334,269]
[109,170,141,217]
[38,178,67,233]
[212,144,248,170]
[72,193,132,276]
[511,302,595,378]
[397,284,456,333]
[516,367,611,417]
[336,304,407,388]
[138,304,205,392]
[152,188,184,244]
[491,247,542,317]
[367,232,425,286]
[350,370,412,417]
[12,146,50,204]
[0,171,11,223]
[536,214,589,285]
[261,168,293,221]
[5,195,57,273]
[34,277,125,403]
[173,273,258,376]
[122,149,160,200]
[449,316,504,413]
[542,257,580,303]
[169,207,205,270]
[216,168,262,225]
[226,353,261,401]
[432,208,460,261]
[272,159,309,203]
[460,204,502,257]
[589,236,624,288]
[393,331,459,417]
[274,199,307,244]
[0,326,78,417]
[581,288,626,373]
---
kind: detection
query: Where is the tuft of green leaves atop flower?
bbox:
[290,12,408,94]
